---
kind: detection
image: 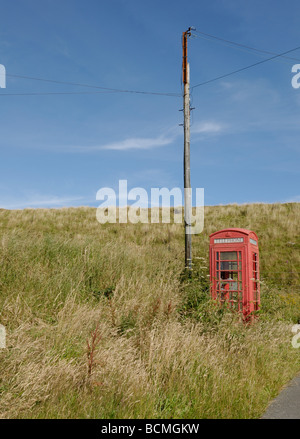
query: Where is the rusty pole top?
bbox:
[182,27,193,85]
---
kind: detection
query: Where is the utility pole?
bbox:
[182,28,192,272]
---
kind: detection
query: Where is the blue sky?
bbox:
[0,0,299,209]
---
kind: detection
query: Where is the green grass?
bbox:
[0,203,299,418]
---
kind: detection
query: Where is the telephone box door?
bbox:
[212,247,245,314]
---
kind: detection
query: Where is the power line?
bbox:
[0,90,180,97]
[4,73,181,97]
[3,40,300,96]
[0,91,131,96]
[192,30,300,63]
[191,34,293,67]
[192,45,300,89]
[0,91,122,96]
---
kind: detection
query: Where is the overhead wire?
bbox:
[192,30,300,63]
[2,73,181,97]
[0,91,121,96]
[191,34,293,67]
[1,34,300,96]
[191,45,300,90]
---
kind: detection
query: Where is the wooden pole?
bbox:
[182,30,192,272]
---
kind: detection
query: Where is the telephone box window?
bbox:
[252,253,260,311]
[213,250,242,311]
[220,251,237,261]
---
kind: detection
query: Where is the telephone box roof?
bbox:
[209,228,258,239]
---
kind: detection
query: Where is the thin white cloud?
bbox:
[63,121,224,153]
[100,122,223,150]
[213,199,300,206]
[191,121,224,134]
[100,135,173,151]
[283,195,300,203]
[68,134,175,152]
[0,195,85,210]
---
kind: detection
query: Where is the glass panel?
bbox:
[221,261,238,270]
[232,272,238,281]
[230,292,238,301]
[216,262,219,270]
[216,252,219,260]
[252,252,259,304]
[219,280,238,290]
[220,251,237,261]
[252,253,257,270]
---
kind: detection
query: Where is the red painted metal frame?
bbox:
[209,228,260,320]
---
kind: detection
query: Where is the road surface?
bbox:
[262,373,300,419]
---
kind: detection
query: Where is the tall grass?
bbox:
[0,203,299,418]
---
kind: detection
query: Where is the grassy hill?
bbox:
[0,203,299,418]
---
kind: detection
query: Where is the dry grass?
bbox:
[0,203,299,418]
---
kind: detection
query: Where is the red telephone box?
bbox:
[209,228,260,320]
